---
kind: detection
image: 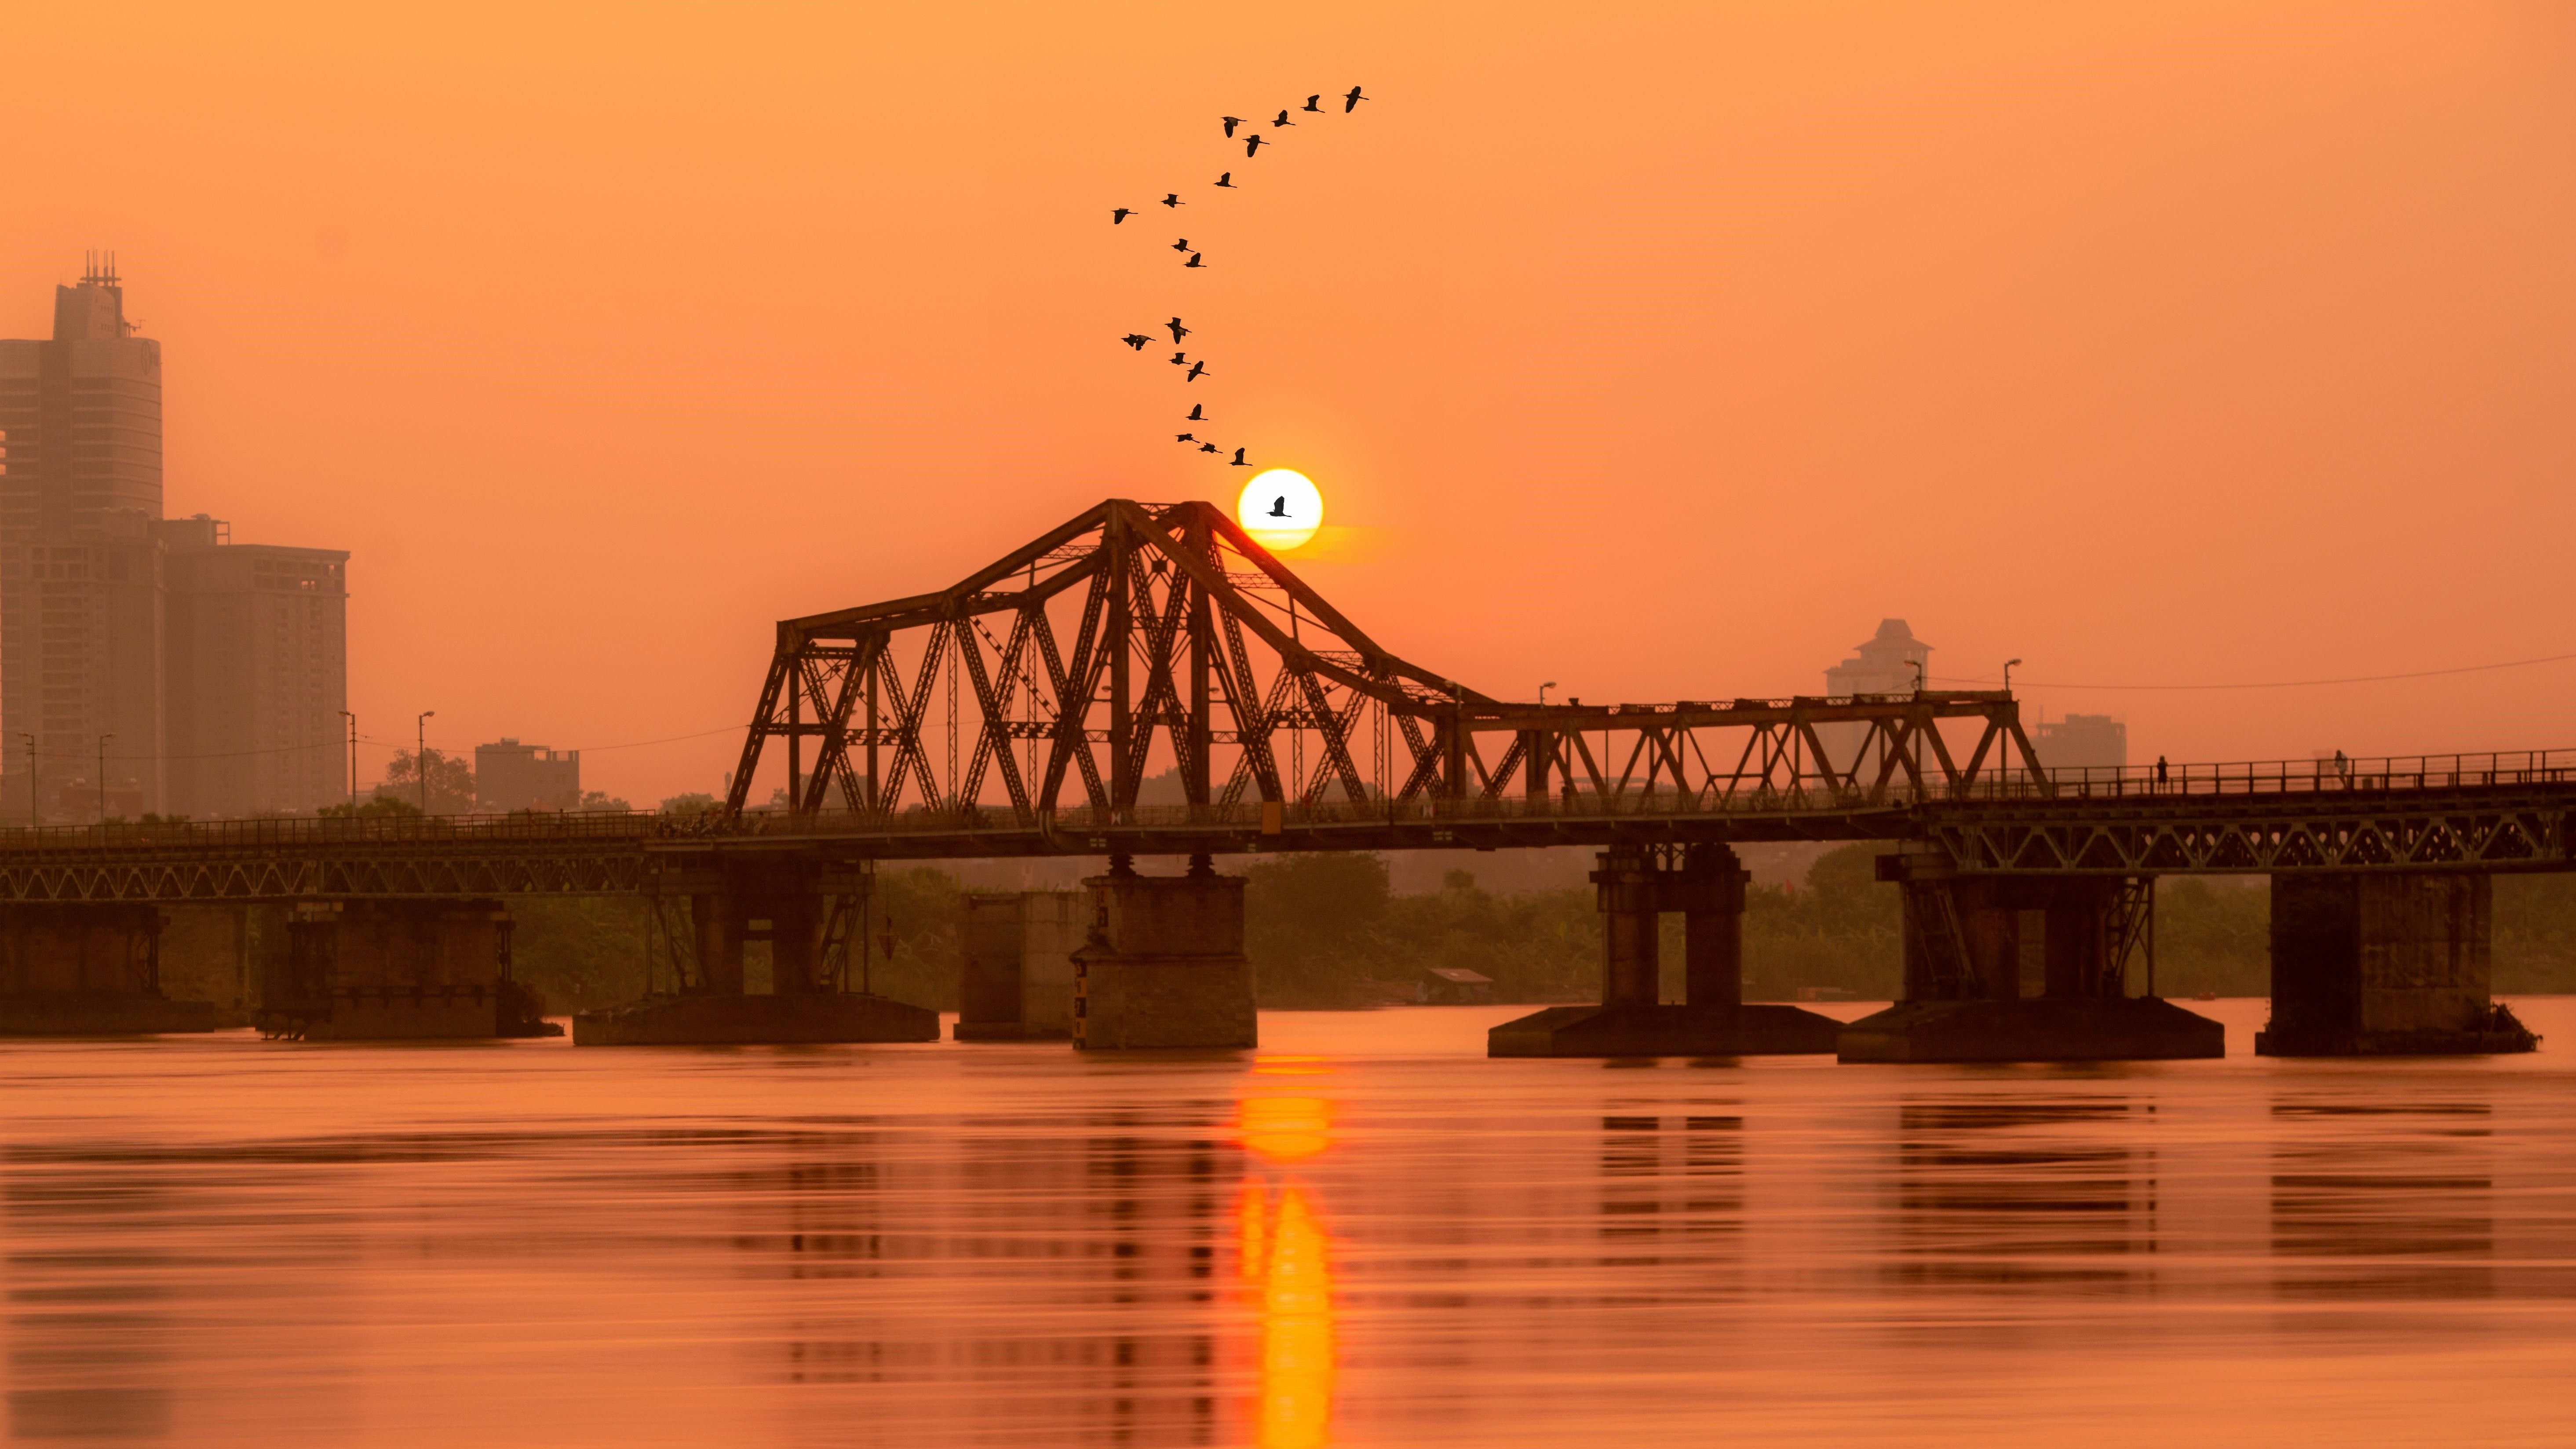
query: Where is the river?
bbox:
[4,998,2572,1446]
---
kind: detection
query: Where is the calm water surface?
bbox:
[5,1000,2574,1447]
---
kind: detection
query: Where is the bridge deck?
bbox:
[0,750,2564,902]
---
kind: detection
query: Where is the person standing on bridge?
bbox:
[2156,755,2169,791]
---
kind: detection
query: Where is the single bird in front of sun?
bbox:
[1267,493,1290,517]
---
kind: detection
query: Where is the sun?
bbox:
[1238,469,1323,551]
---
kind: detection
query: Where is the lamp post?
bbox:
[97,734,113,824]
[416,711,436,814]
[18,732,34,827]
[2003,658,2022,695]
[339,710,357,806]
[1538,680,1556,707]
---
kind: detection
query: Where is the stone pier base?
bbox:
[0,994,232,1036]
[2257,872,2537,1056]
[1488,1003,1843,1058]
[572,992,940,1045]
[1073,862,1256,1051]
[1836,997,2224,1064]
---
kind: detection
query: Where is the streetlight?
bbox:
[97,734,113,824]
[1909,659,1926,694]
[417,711,436,814]
[2003,658,2022,695]
[17,732,33,828]
[339,710,358,806]
[1538,681,1557,707]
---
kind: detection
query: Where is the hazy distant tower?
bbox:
[0,254,169,814]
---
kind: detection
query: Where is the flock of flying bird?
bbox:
[1113,85,1369,470]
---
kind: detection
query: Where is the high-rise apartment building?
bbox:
[162,516,349,817]
[0,259,350,819]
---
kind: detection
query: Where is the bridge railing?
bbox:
[1945,749,2576,802]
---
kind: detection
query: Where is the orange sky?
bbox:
[4,1,2572,804]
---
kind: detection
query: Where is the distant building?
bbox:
[476,738,580,811]
[0,260,350,819]
[1417,966,1495,1005]
[1820,619,1931,778]
[2036,713,2127,774]
[0,257,170,813]
[161,517,350,817]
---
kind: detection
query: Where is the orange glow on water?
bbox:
[1237,1096,1333,1162]
[1236,1183,1338,1449]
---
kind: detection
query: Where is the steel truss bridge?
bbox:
[0,498,2569,903]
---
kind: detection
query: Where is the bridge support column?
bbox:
[1489,845,1841,1058]
[0,904,228,1036]
[575,863,938,1045]
[1073,855,1257,1051]
[2257,872,2535,1056]
[255,900,553,1041]
[956,891,1084,1040]
[1841,857,2221,1063]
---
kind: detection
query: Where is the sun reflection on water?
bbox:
[1235,1087,1339,1445]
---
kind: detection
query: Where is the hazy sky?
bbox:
[5,1,2572,803]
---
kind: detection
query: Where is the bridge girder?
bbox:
[725,498,2050,823]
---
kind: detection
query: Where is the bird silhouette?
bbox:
[1199,442,1218,453]
[1161,192,1184,208]
[1244,133,1266,157]
[1184,252,1204,268]
[1112,207,1135,225]
[1186,403,1204,421]
[1177,433,1198,443]
[1303,94,1323,113]
[1267,493,1290,516]
[1344,85,1367,112]
[1214,172,1235,188]
[1167,318,1189,342]
[1230,448,1250,467]
[1168,351,1188,365]
[1120,334,1151,350]
[1171,237,1191,252]
[1222,116,1245,138]
[1186,361,1207,381]
[1273,109,1295,127]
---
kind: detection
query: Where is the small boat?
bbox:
[2192,990,2219,1002]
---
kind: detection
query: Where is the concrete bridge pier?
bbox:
[255,900,552,1041]
[575,862,939,1045]
[956,891,1084,1040]
[0,904,229,1036]
[2258,872,2536,1055]
[1840,858,2222,1063]
[1073,854,1258,1050]
[1489,845,1843,1058]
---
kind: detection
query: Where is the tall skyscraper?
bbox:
[0,255,167,814]
[0,259,350,819]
